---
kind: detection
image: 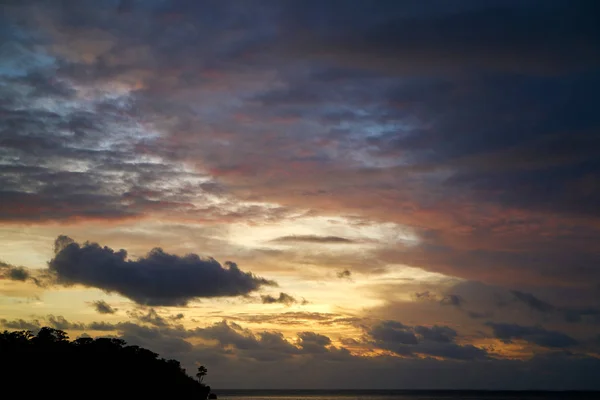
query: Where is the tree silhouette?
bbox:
[196,365,208,383]
[0,327,212,398]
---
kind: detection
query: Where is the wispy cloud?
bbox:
[270,235,355,244]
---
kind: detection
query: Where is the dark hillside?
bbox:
[0,327,210,398]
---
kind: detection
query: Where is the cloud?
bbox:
[1,0,600,296]
[226,311,349,326]
[0,261,49,298]
[0,67,284,225]
[1,1,600,389]
[125,308,185,327]
[486,322,579,348]
[563,308,600,324]
[92,300,117,314]
[87,321,119,332]
[115,322,194,356]
[0,261,30,281]
[413,291,437,301]
[511,290,555,313]
[336,269,352,279]
[7,266,29,281]
[414,325,457,344]
[281,1,600,75]
[127,308,172,327]
[3,316,600,389]
[467,311,491,320]
[0,87,169,223]
[297,331,332,353]
[260,292,299,306]
[0,315,85,331]
[369,321,419,346]
[196,321,350,361]
[91,328,600,389]
[46,315,86,330]
[440,294,463,307]
[270,235,355,244]
[192,320,341,361]
[366,320,489,360]
[123,322,600,389]
[171,313,184,321]
[48,236,276,306]
[0,318,41,331]
[196,321,265,351]
[509,290,600,324]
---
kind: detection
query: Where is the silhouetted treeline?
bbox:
[0,327,211,398]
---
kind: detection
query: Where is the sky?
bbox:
[1,0,600,390]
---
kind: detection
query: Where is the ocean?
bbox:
[215,390,599,400]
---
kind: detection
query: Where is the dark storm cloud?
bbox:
[92,300,117,314]
[486,322,579,348]
[270,235,355,244]
[48,236,276,306]
[367,320,488,360]
[260,292,298,306]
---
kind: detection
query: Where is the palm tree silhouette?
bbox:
[196,365,208,384]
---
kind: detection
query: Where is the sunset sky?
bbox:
[1,0,600,390]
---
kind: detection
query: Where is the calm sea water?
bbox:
[215,390,599,400]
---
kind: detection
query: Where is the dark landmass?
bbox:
[0,327,211,398]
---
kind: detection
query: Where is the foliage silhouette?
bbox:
[0,327,212,398]
[197,365,208,383]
